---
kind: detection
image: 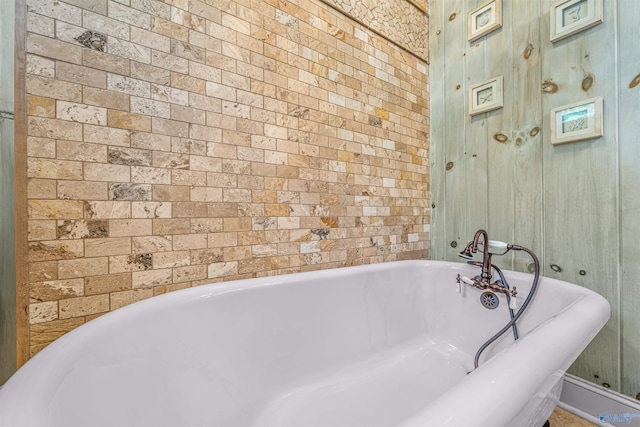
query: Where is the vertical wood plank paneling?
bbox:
[442,0,469,258]
[430,0,637,397]
[0,0,16,383]
[511,1,543,273]
[618,0,640,398]
[429,0,447,260]
[484,0,514,268]
[540,0,619,389]
[463,0,490,245]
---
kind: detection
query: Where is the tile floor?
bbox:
[549,407,596,426]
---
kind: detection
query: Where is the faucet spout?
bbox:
[471,229,492,282]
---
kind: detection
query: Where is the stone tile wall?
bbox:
[24,0,429,356]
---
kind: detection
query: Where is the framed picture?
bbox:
[468,0,502,43]
[469,76,503,116]
[550,0,603,43]
[550,97,603,145]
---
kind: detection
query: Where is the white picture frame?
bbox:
[469,76,503,116]
[550,97,603,145]
[468,0,502,43]
[550,0,603,43]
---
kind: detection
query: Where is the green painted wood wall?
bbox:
[430,0,640,397]
[0,0,16,384]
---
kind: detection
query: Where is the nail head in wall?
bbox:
[445,161,454,170]
[542,81,558,94]
[529,127,540,137]
[455,84,461,90]
[523,44,534,60]
[450,241,457,248]
[581,74,594,92]
[515,137,523,146]
[449,12,457,21]
[629,73,640,89]
[493,133,508,143]
[74,31,107,52]
[579,270,586,276]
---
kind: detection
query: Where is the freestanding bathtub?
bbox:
[0,260,609,427]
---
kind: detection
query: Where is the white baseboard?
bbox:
[559,374,640,426]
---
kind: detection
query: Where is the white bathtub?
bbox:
[0,260,609,427]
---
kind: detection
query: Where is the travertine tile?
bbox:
[25,0,430,358]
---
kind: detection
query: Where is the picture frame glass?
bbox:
[561,0,589,29]
[475,7,495,31]
[556,103,594,137]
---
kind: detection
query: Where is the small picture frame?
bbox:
[550,97,603,145]
[468,0,502,43]
[469,76,503,116]
[550,0,603,43]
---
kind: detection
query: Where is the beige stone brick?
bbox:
[171,105,206,124]
[171,73,205,94]
[171,8,205,32]
[57,62,107,89]
[190,187,222,202]
[26,54,55,78]
[223,217,252,231]
[28,220,57,241]
[132,63,171,86]
[29,260,58,283]
[84,201,131,219]
[151,84,189,105]
[132,268,173,288]
[82,10,129,38]
[131,132,171,151]
[27,95,56,118]
[84,163,131,182]
[28,240,84,261]
[189,156,221,172]
[107,74,151,98]
[172,202,208,218]
[208,232,238,247]
[152,184,191,201]
[110,288,154,310]
[58,257,109,279]
[83,87,130,111]
[172,233,207,250]
[84,124,131,146]
[57,140,107,163]
[83,49,131,75]
[109,219,152,237]
[57,181,108,200]
[153,250,190,268]
[28,117,83,141]
[57,101,107,125]
[109,253,153,273]
[131,26,171,53]
[59,294,110,319]
[31,278,84,302]
[151,117,189,137]
[151,51,189,74]
[27,10,54,37]
[131,97,171,119]
[153,152,189,169]
[151,17,189,42]
[108,110,152,132]
[132,201,171,218]
[207,261,237,279]
[27,33,82,64]
[28,158,83,180]
[132,235,172,253]
[85,237,132,258]
[29,301,59,324]
[152,218,190,235]
[27,178,55,199]
[190,218,223,233]
[85,272,132,295]
[173,265,207,284]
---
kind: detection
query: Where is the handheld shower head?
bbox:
[458,242,475,259]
